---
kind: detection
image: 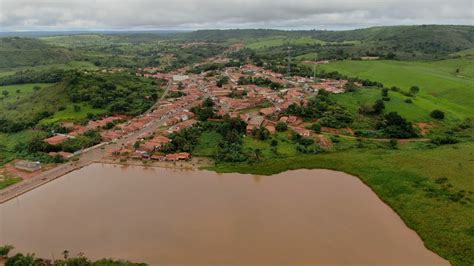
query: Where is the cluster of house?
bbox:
[122,62,350,160]
[33,62,349,167]
[109,132,191,162]
[41,114,152,159]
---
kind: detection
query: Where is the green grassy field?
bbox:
[314,59,474,120]
[331,88,464,126]
[0,174,21,190]
[210,139,474,266]
[0,130,49,166]
[193,131,222,157]
[0,60,99,78]
[0,83,70,124]
[40,34,122,48]
[243,132,298,157]
[0,83,52,102]
[295,52,319,61]
[39,103,106,125]
[246,36,327,49]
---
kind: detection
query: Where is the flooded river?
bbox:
[0,163,447,265]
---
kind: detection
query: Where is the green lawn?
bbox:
[314,59,474,120]
[210,140,474,266]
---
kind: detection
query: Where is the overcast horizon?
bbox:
[0,0,473,32]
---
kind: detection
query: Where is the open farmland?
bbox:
[315,59,474,119]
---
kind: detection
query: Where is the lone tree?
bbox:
[2,90,9,97]
[410,86,420,96]
[430,110,445,120]
[372,99,385,115]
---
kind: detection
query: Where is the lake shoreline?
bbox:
[0,163,448,265]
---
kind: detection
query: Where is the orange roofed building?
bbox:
[44,135,70,146]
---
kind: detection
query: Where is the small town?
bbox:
[0,3,471,264]
[1,60,352,181]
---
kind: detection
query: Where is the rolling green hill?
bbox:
[0,37,76,68]
[314,59,474,120]
[236,25,474,60]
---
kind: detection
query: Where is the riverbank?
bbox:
[210,141,474,266]
[99,157,213,170]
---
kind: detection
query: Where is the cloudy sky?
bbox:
[0,0,472,31]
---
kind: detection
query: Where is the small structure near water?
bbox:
[14,160,42,172]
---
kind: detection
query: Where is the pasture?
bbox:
[315,59,474,119]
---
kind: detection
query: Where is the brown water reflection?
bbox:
[0,163,447,265]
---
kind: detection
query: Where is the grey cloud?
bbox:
[0,0,472,31]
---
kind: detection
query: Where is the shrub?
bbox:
[0,245,14,256]
[377,112,417,138]
[431,135,459,145]
[276,121,288,132]
[330,135,340,143]
[410,85,420,95]
[310,123,321,133]
[404,99,412,103]
[319,106,353,128]
[388,139,398,149]
[372,99,385,114]
[430,110,445,120]
[251,126,270,140]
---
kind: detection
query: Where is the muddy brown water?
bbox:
[0,163,447,265]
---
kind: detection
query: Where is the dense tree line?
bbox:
[2,245,145,266]
[162,117,248,163]
[66,72,160,116]
[0,69,67,86]
[237,76,283,90]
[187,61,242,74]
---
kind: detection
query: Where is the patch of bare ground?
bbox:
[316,134,333,149]
[322,127,355,135]
[415,122,435,135]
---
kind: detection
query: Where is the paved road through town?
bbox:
[0,81,174,204]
